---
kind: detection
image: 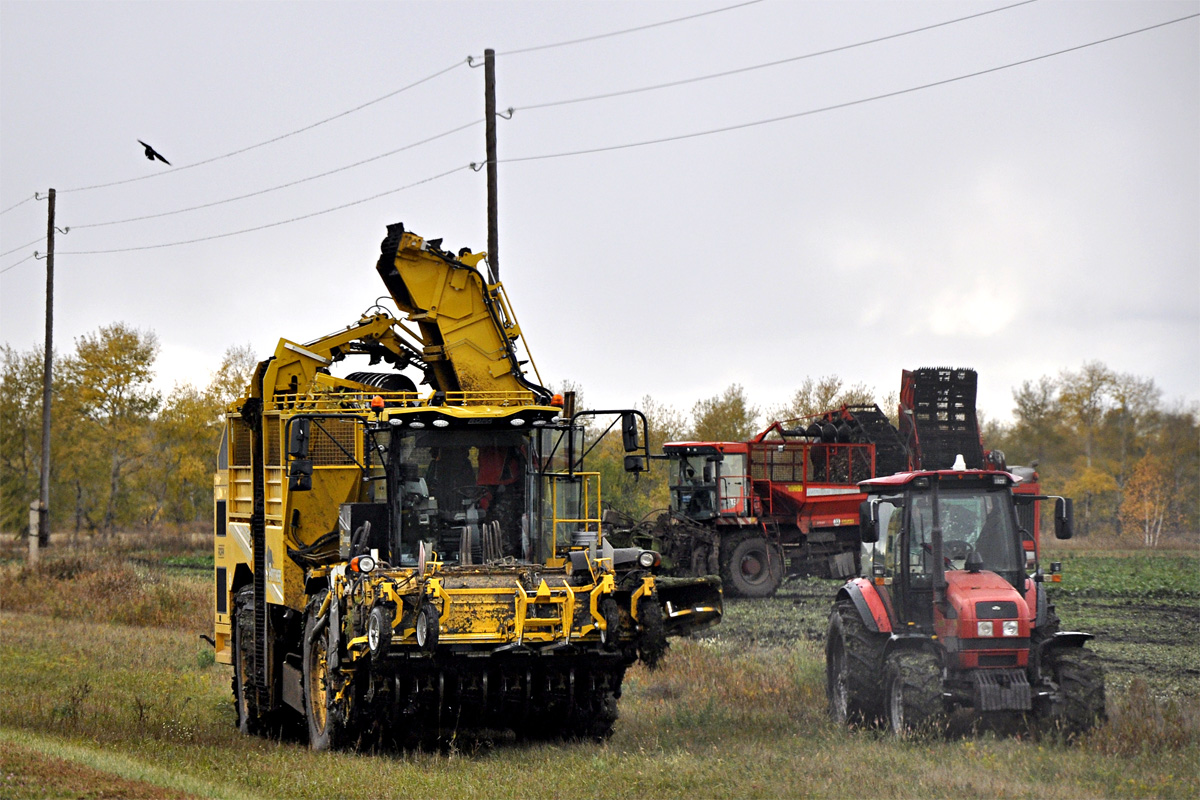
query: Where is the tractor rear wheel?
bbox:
[885,650,944,738]
[303,591,346,751]
[826,600,885,725]
[722,536,784,598]
[1039,647,1106,739]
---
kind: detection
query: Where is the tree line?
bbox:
[1,323,255,539]
[3,324,1196,546]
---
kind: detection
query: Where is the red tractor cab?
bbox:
[826,466,1105,737]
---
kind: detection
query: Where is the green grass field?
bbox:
[1,547,1197,799]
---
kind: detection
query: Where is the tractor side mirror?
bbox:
[289,458,313,492]
[623,455,646,473]
[288,418,311,458]
[1054,497,1074,540]
[621,412,640,452]
[859,499,879,543]
[703,463,713,483]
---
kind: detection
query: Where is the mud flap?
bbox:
[655,576,723,636]
[830,551,857,580]
[973,669,1031,711]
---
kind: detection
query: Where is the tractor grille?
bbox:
[975,601,1019,619]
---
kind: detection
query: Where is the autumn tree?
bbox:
[0,345,49,535]
[1121,454,1172,547]
[689,384,758,442]
[58,323,161,535]
[207,343,258,410]
[771,375,877,423]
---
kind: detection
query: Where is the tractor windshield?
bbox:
[668,454,718,519]
[908,488,1023,577]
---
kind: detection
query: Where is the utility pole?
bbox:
[484,48,499,284]
[30,188,55,565]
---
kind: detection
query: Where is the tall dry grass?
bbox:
[0,551,210,631]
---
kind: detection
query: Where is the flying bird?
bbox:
[137,140,171,165]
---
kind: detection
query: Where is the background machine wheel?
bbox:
[722,536,784,598]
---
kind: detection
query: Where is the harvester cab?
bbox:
[827,463,1105,737]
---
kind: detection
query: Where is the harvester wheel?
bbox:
[636,597,668,669]
[231,587,258,735]
[598,598,621,650]
[1039,647,1106,739]
[885,650,944,738]
[367,605,393,661]
[722,536,784,598]
[415,603,440,650]
[303,591,345,751]
[826,599,885,726]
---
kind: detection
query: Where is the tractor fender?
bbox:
[883,631,942,662]
[1041,631,1095,650]
[837,579,892,634]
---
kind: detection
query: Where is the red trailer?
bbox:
[615,368,1047,598]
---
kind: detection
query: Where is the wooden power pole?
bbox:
[484,48,499,284]
[31,188,55,564]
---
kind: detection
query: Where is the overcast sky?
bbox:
[2,0,1197,426]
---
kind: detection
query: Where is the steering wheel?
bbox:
[455,485,490,502]
[943,539,973,560]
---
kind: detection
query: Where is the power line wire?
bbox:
[0,195,37,217]
[0,253,36,275]
[515,0,1040,112]
[59,59,470,195]
[494,0,765,56]
[502,13,1199,165]
[73,120,481,231]
[0,236,45,259]
[55,165,471,256]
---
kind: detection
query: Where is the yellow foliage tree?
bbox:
[1120,454,1172,548]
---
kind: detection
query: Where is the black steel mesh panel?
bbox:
[311,419,358,466]
[230,419,253,466]
[266,419,281,466]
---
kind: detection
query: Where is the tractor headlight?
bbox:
[638,550,658,569]
[976,621,994,637]
[351,555,376,574]
[1002,620,1019,637]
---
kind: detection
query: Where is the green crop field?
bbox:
[1,546,1197,799]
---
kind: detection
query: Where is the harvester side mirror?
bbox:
[289,458,313,491]
[1054,497,1074,540]
[859,499,879,543]
[621,412,640,452]
[703,464,713,483]
[289,418,311,458]
[623,455,646,473]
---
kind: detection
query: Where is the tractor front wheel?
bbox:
[885,650,944,738]
[1039,647,1106,739]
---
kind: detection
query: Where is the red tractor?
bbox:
[825,466,1105,736]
